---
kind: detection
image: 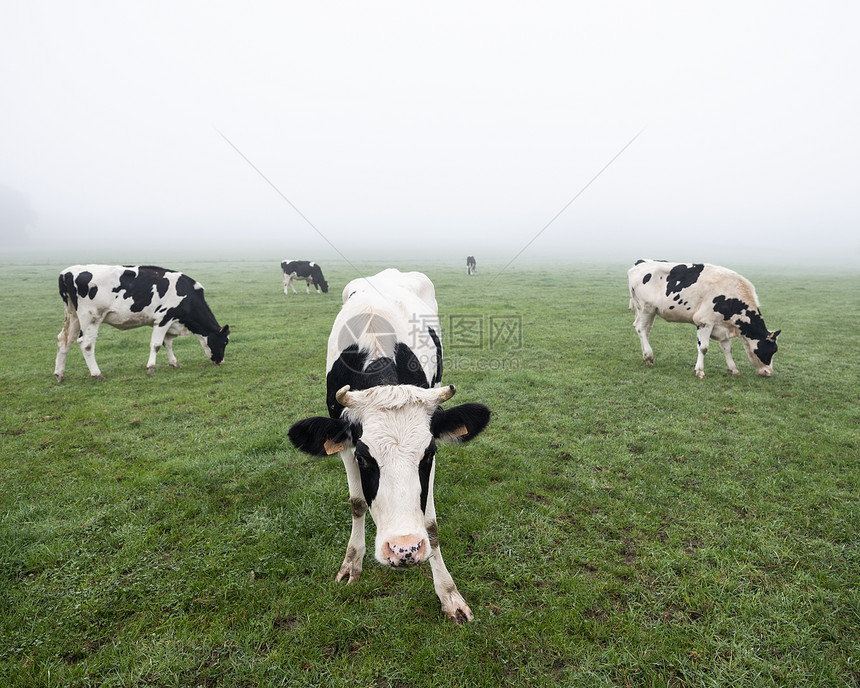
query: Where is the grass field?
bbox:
[1,259,858,687]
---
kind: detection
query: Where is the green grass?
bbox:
[1,259,858,687]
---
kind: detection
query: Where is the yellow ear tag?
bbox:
[324,439,345,455]
[451,425,469,438]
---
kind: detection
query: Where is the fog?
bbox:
[2,2,859,268]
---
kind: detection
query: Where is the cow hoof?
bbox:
[55,373,64,382]
[336,564,362,584]
[442,596,474,624]
[695,370,705,379]
[731,369,741,376]
[93,374,106,381]
[146,366,155,376]
[169,362,181,369]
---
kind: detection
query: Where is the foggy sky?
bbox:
[2,2,859,267]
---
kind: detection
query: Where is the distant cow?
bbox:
[466,256,476,275]
[288,268,491,623]
[281,259,328,295]
[54,265,230,381]
[628,259,780,378]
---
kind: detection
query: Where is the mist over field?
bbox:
[2,2,859,269]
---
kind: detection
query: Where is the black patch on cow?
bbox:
[712,295,777,364]
[327,346,367,417]
[353,440,380,507]
[326,345,398,418]
[665,263,705,296]
[153,270,225,343]
[642,273,651,284]
[754,337,778,365]
[395,342,430,388]
[427,327,443,386]
[712,295,747,320]
[58,270,98,309]
[113,266,168,313]
[327,343,433,418]
[59,272,75,308]
[418,440,436,513]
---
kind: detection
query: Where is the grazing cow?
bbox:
[54,265,230,381]
[288,268,491,623]
[628,259,780,378]
[281,259,329,295]
[466,256,476,275]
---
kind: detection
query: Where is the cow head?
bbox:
[288,384,490,568]
[318,279,329,294]
[200,325,231,365]
[743,329,780,376]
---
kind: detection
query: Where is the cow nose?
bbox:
[759,367,772,377]
[383,536,427,568]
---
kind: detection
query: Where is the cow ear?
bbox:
[769,329,781,340]
[220,325,230,336]
[288,417,354,456]
[431,403,491,444]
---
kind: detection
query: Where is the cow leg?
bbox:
[713,328,740,375]
[337,449,367,583]
[76,316,105,380]
[289,276,299,294]
[163,334,180,368]
[424,488,473,623]
[282,273,290,295]
[305,278,312,294]
[146,326,170,375]
[54,306,81,382]
[694,323,715,378]
[633,307,657,365]
[424,468,473,622]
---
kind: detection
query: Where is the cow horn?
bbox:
[335,385,353,407]
[437,385,456,403]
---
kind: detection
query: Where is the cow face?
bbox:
[743,329,780,376]
[288,384,490,569]
[200,325,231,364]
[318,279,329,294]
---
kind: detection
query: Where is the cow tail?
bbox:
[57,275,82,346]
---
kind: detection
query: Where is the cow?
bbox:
[288,268,491,623]
[281,259,329,295]
[54,265,230,381]
[627,259,780,378]
[466,256,476,275]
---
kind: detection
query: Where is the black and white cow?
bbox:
[466,256,476,275]
[628,259,780,378]
[288,268,491,623]
[281,259,329,295]
[54,265,230,381]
